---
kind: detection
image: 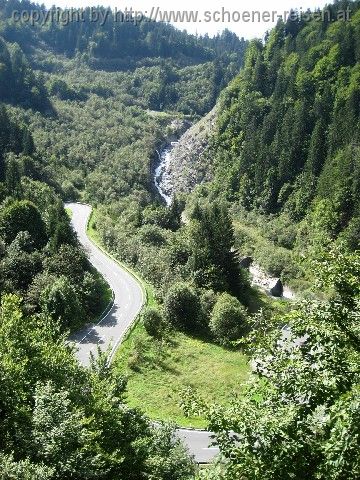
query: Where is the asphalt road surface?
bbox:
[66,202,219,464]
[67,203,144,366]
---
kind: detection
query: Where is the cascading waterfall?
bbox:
[154,144,177,206]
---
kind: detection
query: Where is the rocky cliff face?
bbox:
[166,106,217,194]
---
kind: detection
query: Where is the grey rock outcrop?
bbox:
[269,279,284,297]
[240,256,253,269]
[165,106,218,194]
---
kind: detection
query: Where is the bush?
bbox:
[2,249,42,292]
[257,247,291,278]
[138,224,166,246]
[338,216,360,250]
[40,276,84,330]
[200,289,218,324]
[127,333,152,371]
[0,200,47,248]
[8,231,34,253]
[25,271,57,313]
[61,180,79,201]
[80,271,104,316]
[45,244,89,282]
[209,293,248,345]
[163,282,201,331]
[142,307,166,338]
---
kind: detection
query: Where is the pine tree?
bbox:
[306,118,328,176]
[188,202,246,296]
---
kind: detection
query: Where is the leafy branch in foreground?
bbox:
[186,250,360,480]
[0,294,196,478]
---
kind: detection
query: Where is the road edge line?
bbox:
[69,202,216,439]
[85,206,147,363]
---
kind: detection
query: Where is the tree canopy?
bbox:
[210,2,360,252]
[194,250,360,479]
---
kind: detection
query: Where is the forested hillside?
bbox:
[0,1,248,476]
[0,0,246,113]
[187,3,360,479]
[1,0,359,477]
[0,103,112,329]
[0,106,196,478]
[1,0,245,63]
[208,0,360,271]
[0,0,249,310]
[0,35,49,109]
[0,33,197,480]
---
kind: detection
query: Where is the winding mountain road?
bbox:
[67,203,144,366]
[66,203,218,464]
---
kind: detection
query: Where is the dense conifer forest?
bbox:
[211,0,360,248]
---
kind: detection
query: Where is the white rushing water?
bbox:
[154,146,176,206]
[249,263,295,300]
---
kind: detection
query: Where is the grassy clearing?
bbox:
[88,206,250,428]
[115,325,250,429]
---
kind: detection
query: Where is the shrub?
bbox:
[337,216,360,250]
[257,247,291,278]
[44,244,89,282]
[25,271,57,313]
[163,282,201,331]
[40,276,84,330]
[200,289,218,325]
[0,200,47,248]
[142,307,166,338]
[209,293,248,345]
[138,224,166,246]
[61,180,79,201]
[127,334,151,371]
[2,249,42,292]
[80,271,104,316]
